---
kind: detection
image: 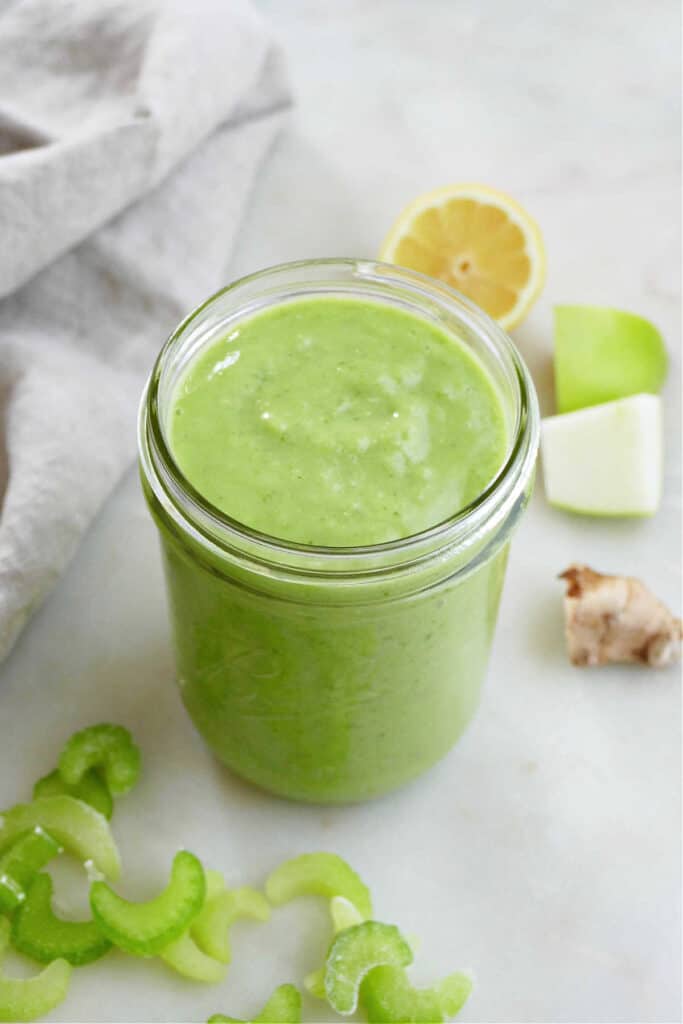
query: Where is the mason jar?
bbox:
[138,259,539,803]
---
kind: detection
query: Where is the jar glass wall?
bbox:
[139,259,539,803]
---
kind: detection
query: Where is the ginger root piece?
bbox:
[560,564,681,668]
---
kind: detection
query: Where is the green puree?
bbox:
[169,298,507,546]
[154,295,513,802]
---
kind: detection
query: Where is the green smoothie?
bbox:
[140,267,537,803]
[170,298,507,546]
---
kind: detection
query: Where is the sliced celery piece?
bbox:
[330,895,365,933]
[324,921,413,1014]
[361,964,472,1022]
[305,895,366,1000]
[0,797,120,880]
[208,983,302,1023]
[0,918,71,1022]
[192,886,270,964]
[0,875,23,918]
[159,867,229,982]
[303,967,326,1001]
[160,931,226,983]
[90,850,205,956]
[58,724,140,797]
[265,853,372,918]
[33,768,113,820]
[0,829,62,914]
[12,873,111,966]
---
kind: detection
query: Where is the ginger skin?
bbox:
[560,564,682,668]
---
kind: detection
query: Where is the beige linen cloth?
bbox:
[0,0,290,661]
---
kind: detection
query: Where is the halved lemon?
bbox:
[379,183,546,331]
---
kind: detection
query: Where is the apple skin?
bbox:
[554,305,668,414]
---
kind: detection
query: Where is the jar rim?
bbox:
[139,258,539,578]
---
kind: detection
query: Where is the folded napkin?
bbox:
[0,0,290,661]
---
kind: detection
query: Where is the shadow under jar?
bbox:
[138,259,539,803]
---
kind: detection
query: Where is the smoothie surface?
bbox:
[169,297,508,546]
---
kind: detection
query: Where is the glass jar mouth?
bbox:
[139,258,539,575]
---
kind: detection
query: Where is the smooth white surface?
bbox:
[0,1,680,1021]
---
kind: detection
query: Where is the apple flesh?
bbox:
[554,305,668,413]
[540,394,662,517]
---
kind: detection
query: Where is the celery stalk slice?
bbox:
[0,797,120,880]
[208,983,302,1023]
[265,853,372,918]
[330,895,365,932]
[160,932,226,983]
[159,867,230,981]
[303,968,326,1001]
[305,896,366,1001]
[192,887,270,964]
[0,875,24,918]
[204,870,227,903]
[324,921,413,1015]
[33,769,113,820]
[0,829,62,914]
[58,724,140,797]
[12,873,111,967]
[0,918,71,1023]
[361,964,472,1022]
[90,850,205,956]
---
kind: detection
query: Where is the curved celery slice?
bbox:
[303,967,326,1001]
[305,896,366,1000]
[90,850,205,956]
[324,921,413,1015]
[12,873,111,967]
[159,868,227,981]
[0,876,24,917]
[155,868,226,981]
[0,797,120,879]
[330,895,365,932]
[204,870,227,903]
[34,769,113,820]
[208,983,302,1023]
[0,918,71,1023]
[361,965,472,1022]
[160,932,226,983]
[265,853,372,918]
[192,887,270,964]
[0,829,62,914]
[59,724,141,797]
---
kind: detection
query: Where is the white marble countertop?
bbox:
[0,2,680,1022]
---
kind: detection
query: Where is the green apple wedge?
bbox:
[554,305,667,413]
[540,394,662,517]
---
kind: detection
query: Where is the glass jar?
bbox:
[138,259,539,803]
